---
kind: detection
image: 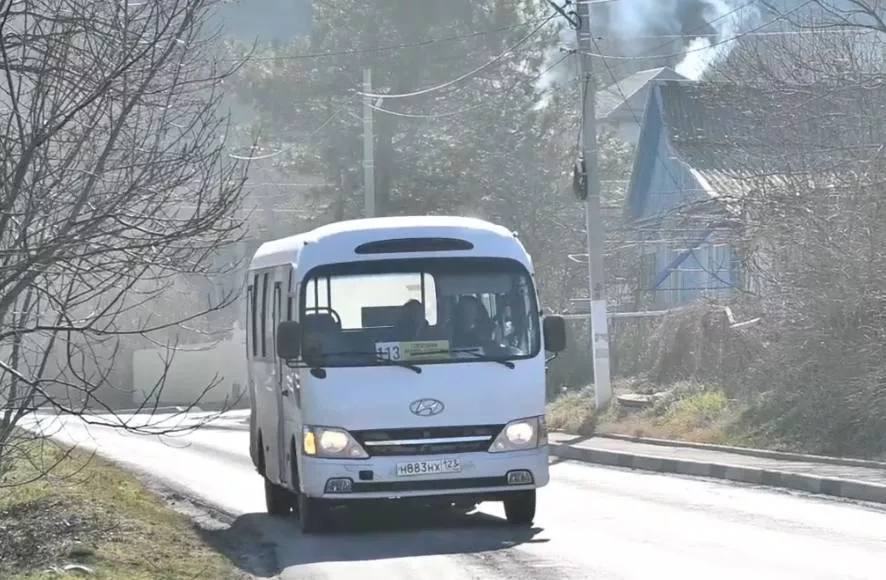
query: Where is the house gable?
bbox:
[625,83,742,307]
[626,83,706,222]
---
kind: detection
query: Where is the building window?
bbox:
[730,251,743,292]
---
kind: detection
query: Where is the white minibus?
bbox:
[246,216,566,532]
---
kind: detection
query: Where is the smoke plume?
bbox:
[606,0,761,79]
[538,0,767,90]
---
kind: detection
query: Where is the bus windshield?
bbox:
[299,258,539,367]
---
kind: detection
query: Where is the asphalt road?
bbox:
[28,413,886,580]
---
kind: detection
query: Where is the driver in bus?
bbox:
[396,299,430,341]
[452,295,495,349]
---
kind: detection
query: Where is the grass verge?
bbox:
[546,390,597,436]
[548,382,751,446]
[599,387,741,444]
[0,441,244,580]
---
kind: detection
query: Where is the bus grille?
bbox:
[352,425,504,457]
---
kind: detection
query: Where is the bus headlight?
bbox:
[303,426,368,459]
[489,417,545,453]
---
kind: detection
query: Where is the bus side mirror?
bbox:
[276,321,301,360]
[543,316,566,353]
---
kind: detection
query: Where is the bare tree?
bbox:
[611,12,886,454]
[0,0,248,483]
[714,18,886,454]
[764,1,886,35]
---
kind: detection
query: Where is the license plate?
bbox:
[396,458,462,477]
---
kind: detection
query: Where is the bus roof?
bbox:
[249,216,531,273]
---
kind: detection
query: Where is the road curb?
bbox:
[109,406,204,415]
[595,433,886,470]
[548,442,886,505]
[200,422,249,432]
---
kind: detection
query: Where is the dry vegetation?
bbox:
[547,380,751,446]
[550,5,886,460]
[546,390,598,436]
[0,442,243,580]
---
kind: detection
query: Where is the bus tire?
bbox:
[264,477,293,516]
[298,493,329,534]
[503,490,535,526]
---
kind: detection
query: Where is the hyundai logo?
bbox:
[409,398,445,417]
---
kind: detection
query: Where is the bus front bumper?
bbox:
[300,446,550,500]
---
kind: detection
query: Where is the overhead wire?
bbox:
[225,18,548,63]
[229,18,569,155]
[606,27,876,40]
[589,33,685,195]
[367,49,575,119]
[579,0,816,61]
[577,3,807,281]
[636,0,761,55]
[356,13,557,100]
[227,106,344,160]
[575,0,815,210]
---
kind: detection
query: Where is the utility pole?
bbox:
[362,68,376,218]
[575,0,612,408]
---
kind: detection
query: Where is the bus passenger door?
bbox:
[272,278,288,484]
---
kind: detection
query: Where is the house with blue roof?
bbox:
[625,81,753,308]
[597,67,688,146]
[625,77,886,309]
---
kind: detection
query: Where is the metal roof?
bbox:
[660,80,886,196]
[597,67,688,120]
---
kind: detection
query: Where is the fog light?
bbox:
[324,478,353,494]
[507,470,534,485]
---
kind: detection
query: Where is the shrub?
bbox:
[546,390,597,436]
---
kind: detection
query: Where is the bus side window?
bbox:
[246,285,253,357]
[287,270,294,321]
[272,281,281,358]
[251,274,260,357]
[261,272,269,358]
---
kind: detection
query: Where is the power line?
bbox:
[580,0,815,61]
[644,0,762,55]
[234,48,574,147]
[226,19,547,63]
[368,50,574,119]
[368,98,487,119]
[604,27,877,40]
[589,34,686,196]
[538,50,577,82]
[357,14,556,100]
[227,107,345,161]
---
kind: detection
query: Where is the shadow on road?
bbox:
[201,503,547,576]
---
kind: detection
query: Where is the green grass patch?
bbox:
[546,390,597,436]
[597,383,745,444]
[0,441,243,580]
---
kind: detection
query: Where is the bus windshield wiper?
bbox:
[318,351,423,374]
[419,348,516,369]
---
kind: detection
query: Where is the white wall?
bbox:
[132,325,248,407]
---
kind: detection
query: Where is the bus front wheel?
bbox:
[503,490,536,526]
[264,478,293,516]
[297,493,329,534]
